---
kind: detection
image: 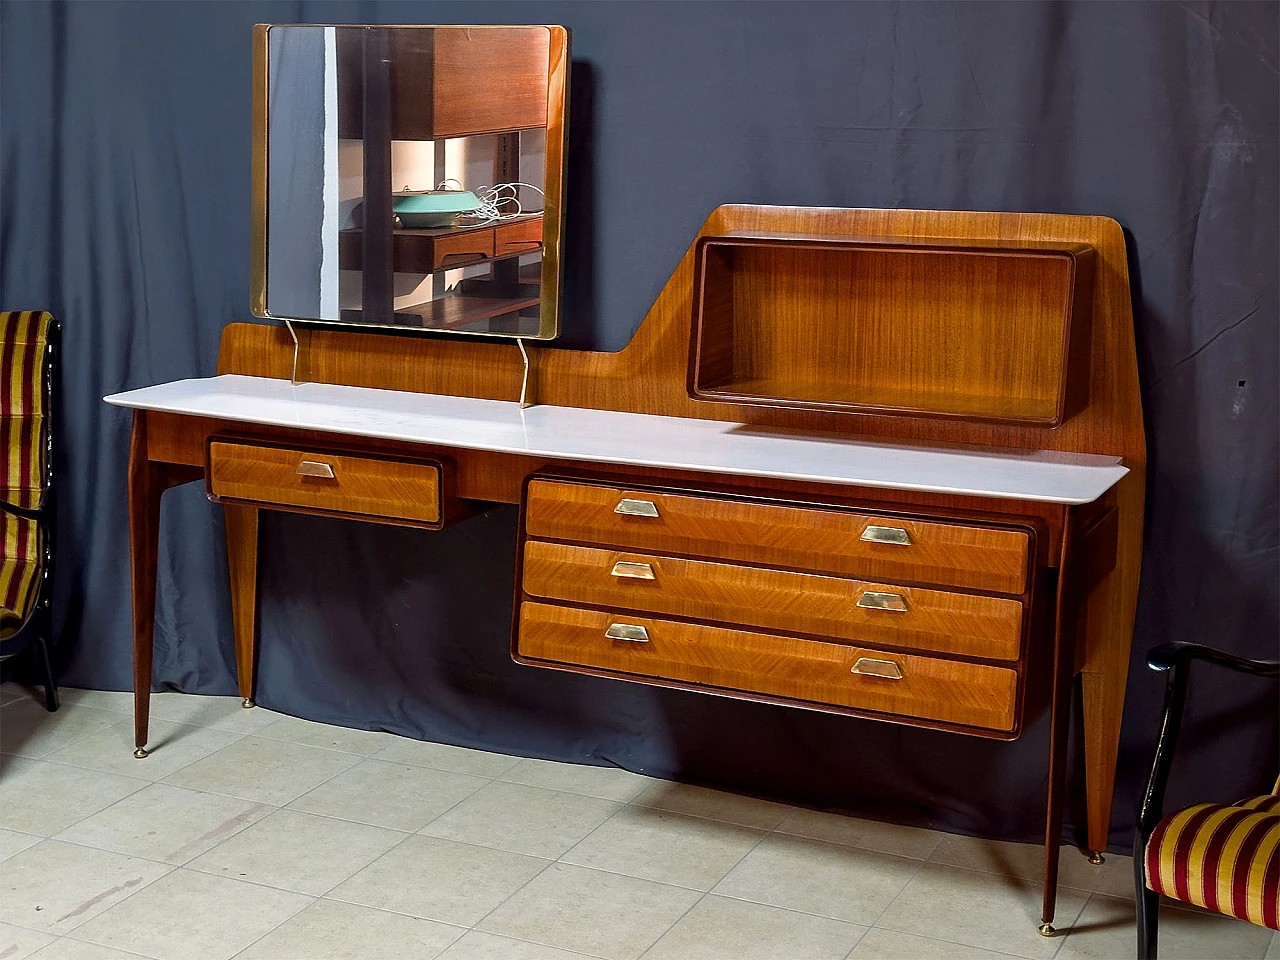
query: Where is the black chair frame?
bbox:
[1134,640,1279,959]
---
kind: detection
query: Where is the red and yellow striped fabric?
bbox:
[0,310,52,633]
[1145,789,1280,930]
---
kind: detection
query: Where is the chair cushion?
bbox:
[0,310,53,500]
[1146,795,1280,929]
[1,511,41,637]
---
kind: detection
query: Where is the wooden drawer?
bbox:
[521,540,1024,661]
[494,217,544,257]
[208,442,442,524]
[432,230,494,270]
[517,602,1019,732]
[524,479,1030,594]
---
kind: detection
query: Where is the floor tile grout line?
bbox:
[31,727,254,789]
[54,931,158,960]
[8,772,154,844]
[0,703,144,763]
[0,856,178,943]
[463,851,563,936]
[635,823,779,960]
[866,862,1095,960]
[217,891,324,960]
[16,693,1242,960]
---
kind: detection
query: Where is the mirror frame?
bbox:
[250,23,570,340]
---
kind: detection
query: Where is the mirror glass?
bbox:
[255,25,568,338]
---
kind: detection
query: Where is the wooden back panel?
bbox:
[220,205,1143,468]
[691,237,1093,426]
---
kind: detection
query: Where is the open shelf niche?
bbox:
[689,233,1096,426]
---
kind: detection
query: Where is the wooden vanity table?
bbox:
[107,204,1144,935]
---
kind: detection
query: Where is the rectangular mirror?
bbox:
[252,25,569,339]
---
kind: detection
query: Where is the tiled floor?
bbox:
[1,684,1276,960]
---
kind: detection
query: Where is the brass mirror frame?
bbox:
[250,23,570,340]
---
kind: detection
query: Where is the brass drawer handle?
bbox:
[605,623,650,642]
[851,657,904,680]
[611,561,655,580]
[295,460,336,479]
[615,498,660,518]
[856,591,909,612]
[860,525,912,546]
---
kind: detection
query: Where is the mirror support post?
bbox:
[518,338,536,409]
[284,320,311,386]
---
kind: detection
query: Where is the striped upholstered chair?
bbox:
[1135,641,1280,958]
[0,310,59,711]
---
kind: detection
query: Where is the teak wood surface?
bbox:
[517,601,1020,732]
[334,26,553,140]
[690,236,1094,426]
[128,205,1143,930]
[208,441,444,525]
[524,477,1034,595]
[520,539,1027,662]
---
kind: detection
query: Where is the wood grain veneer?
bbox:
[337,214,542,275]
[517,601,1019,732]
[524,478,1031,594]
[335,27,554,139]
[214,204,1143,855]
[494,217,545,257]
[521,539,1025,661]
[689,236,1095,426]
[208,441,442,525]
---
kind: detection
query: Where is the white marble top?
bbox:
[104,375,1128,504]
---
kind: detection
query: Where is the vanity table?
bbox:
[107,204,1145,935]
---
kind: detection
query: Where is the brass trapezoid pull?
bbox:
[296,460,336,479]
[611,561,655,580]
[605,623,650,642]
[851,657,904,680]
[856,591,909,612]
[860,525,912,545]
[614,498,660,518]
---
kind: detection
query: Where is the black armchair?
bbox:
[1134,641,1280,959]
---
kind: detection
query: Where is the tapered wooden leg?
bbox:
[1040,674,1073,935]
[1080,474,1145,854]
[224,503,260,706]
[127,411,203,757]
[1081,666,1127,853]
[1041,525,1080,937]
[128,412,162,758]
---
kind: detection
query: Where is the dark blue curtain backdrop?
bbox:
[1,0,1276,851]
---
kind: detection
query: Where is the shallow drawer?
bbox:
[208,442,441,524]
[521,540,1024,661]
[524,479,1030,594]
[517,602,1019,732]
[432,230,495,270]
[494,217,543,257]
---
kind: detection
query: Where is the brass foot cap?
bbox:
[1039,924,1057,938]
[133,747,149,759]
[1087,851,1105,865]
[241,698,255,709]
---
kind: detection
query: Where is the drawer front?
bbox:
[517,602,1019,731]
[209,442,441,523]
[432,230,494,270]
[494,218,544,257]
[525,479,1030,594]
[522,541,1024,660]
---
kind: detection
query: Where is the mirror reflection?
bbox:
[259,25,567,338]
